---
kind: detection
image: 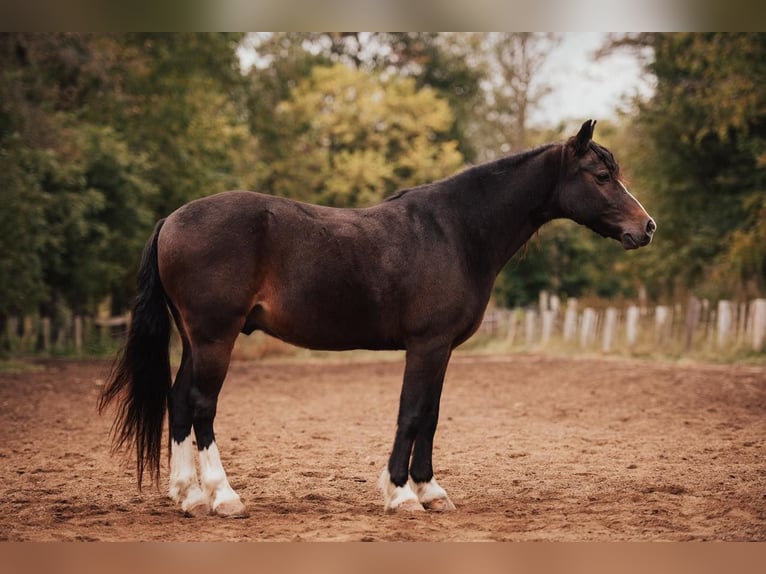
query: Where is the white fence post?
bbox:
[524,309,537,345]
[626,305,640,347]
[550,295,561,316]
[717,300,734,348]
[541,310,554,344]
[685,296,701,352]
[580,307,597,349]
[73,316,83,355]
[506,309,520,346]
[655,305,670,345]
[539,290,549,313]
[563,298,578,342]
[602,307,618,352]
[751,299,766,351]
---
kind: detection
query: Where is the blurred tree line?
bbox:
[1,33,764,352]
[619,33,766,302]
[482,32,765,308]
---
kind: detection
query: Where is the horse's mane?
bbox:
[384,144,558,203]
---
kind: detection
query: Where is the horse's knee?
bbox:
[397,411,424,439]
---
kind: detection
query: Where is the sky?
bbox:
[529,33,654,127]
[239,33,655,129]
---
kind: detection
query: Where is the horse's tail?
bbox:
[98,218,170,489]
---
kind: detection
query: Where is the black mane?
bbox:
[385,144,558,202]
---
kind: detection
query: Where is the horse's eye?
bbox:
[595,172,610,184]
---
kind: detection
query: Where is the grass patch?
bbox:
[0,359,45,373]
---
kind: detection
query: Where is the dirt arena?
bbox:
[1,353,764,541]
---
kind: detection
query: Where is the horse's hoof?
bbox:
[183,501,212,518]
[389,498,425,513]
[422,496,456,512]
[214,499,249,518]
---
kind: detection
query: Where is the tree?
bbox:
[113,33,250,216]
[467,32,560,161]
[613,33,766,299]
[261,63,463,207]
[245,33,484,163]
[0,33,255,333]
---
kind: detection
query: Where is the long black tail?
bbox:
[98,219,170,489]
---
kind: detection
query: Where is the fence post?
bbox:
[41,317,51,353]
[751,299,766,351]
[717,300,734,348]
[685,296,701,352]
[563,298,578,342]
[541,310,555,344]
[580,307,597,349]
[506,309,520,346]
[73,316,83,355]
[602,307,618,352]
[524,309,537,345]
[22,316,35,352]
[736,302,748,345]
[655,305,671,346]
[626,305,640,347]
[539,290,549,314]
[550,294,561,316]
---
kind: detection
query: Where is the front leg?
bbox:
[380,344,455,512]
[409,411,456,511]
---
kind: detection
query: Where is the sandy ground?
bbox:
[1,353,764,541]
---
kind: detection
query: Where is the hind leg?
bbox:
[189,339,247,518]
[167,347,210,516]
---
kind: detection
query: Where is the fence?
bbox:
[2,313,130,355]
[4,294,766,357]
[477,292,766,356]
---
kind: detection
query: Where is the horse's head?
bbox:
[555,120,655,250]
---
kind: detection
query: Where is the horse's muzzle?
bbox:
[620,218,656,250]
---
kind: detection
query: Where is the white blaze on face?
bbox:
[618,180,650,218]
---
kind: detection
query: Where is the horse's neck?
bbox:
[448,145,562,276]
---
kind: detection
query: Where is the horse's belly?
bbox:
[246,295,402,351]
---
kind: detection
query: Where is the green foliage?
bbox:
[112,34,251,215]
[626,33,766,299]
[0,33,249,324]
[305,32,484,162]
[3,31,765,355]
[0,141,47,317]
[493,220,640,307]
[263,63,463,207]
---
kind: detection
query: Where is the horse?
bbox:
[99,120,655,517]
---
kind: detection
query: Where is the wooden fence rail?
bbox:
[478,293,766,355]
[4,295,766,357]
[3,313,130,355]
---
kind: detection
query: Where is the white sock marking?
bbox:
[168,435,208,512]
[378,469,421,511]
[198,441,242,509]
[409,477,449,504]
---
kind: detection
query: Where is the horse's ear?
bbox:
[571,119,596,156]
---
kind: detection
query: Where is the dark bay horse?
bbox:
[99,120,655,517]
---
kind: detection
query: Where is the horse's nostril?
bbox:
[646,218,656,234]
